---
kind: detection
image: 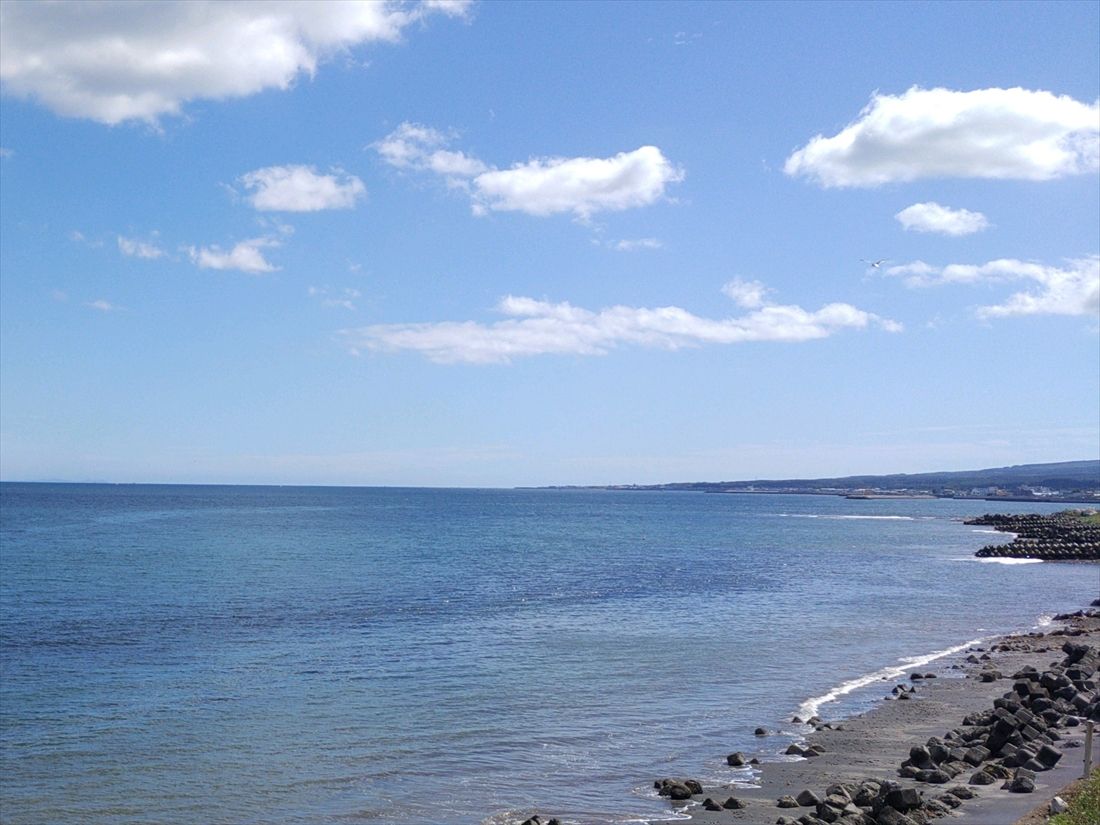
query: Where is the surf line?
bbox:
[797,637,985,721]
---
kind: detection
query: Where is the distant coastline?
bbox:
[525,459,1100,505]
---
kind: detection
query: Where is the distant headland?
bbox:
[530,460,1100,504]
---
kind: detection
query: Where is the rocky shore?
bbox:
[966,512,1100,561]
[631,605,1100,825]
[514,606,1100,825]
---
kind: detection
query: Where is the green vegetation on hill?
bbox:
[577,460,1100,501]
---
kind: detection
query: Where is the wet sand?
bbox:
[650,607,1100,825]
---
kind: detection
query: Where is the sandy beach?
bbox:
[648,603,1100,825]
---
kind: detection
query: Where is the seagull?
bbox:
[861,258,889,269]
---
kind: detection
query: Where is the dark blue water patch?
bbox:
[1,483,1093,825]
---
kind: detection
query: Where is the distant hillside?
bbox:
[598,460,1100,496]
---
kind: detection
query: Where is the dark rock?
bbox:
[968,770,995,785]
[854,782,881,807]
[963,746,991,766]
[875,807,917,825]
[1004,774,1035,793]
[727,752,747,767]
[723,797,746,809]
[946,785,975,800]
[923,798,952,817]
[797,789,822,807]
[825,783,854,801]
[926,741,950,764]
[778,795,800,808]
[1035,744,1063,768]
[702,797,723,811]
[756,727,770,736]
[884,788,921,811]
[935,793,961,809]
[655,778,700,800]
[908,745,935,769]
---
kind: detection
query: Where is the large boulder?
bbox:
[796,789,822,807]
[884,787,921,811]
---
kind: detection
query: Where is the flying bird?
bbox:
[861,258,889,268]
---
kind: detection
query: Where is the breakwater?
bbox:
[966,512,1100,561]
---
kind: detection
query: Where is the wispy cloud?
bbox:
[0,1,472,125]
[610,238,664,252]
[374,122,683,219]
[68,229,104,248]
[187,237,279,274]
[239,165,365,212]
[0,147,13,159]
[87,299,121,312]
[895,202,989,236]
[341,284,900,364]
[117,234,165,259]
[785,87,1100,187]
[885,256,1100,319]
[309,286,361,310]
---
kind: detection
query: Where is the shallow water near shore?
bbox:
[1,483,1095,824]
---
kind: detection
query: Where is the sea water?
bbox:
[1,483,1095,824]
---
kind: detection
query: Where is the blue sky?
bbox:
[1,0,1098,486]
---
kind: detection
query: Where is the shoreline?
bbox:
[640,604,1100,825]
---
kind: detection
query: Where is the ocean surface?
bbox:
[1,483,1096,825]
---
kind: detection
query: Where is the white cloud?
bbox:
[239,165,365,211]
[611,238,663,252]
[721,278,770,309]
[372,123,489,179]
[785,87,1100,187]
[342,284,899,364]
[374,122,683,218]
[894,202,989,236]
[472,146,683,218]
[0,146,12,158]
[88,299,120,312]
[117,234,164,259]
[0,1,471,125]
[885,256,1099,319]
[187,236,279,274]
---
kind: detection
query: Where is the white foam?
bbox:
[974,557,1043,565]
[775,514,916,521]
[797,637,984,720]
[970,529,1002,534]
[947,556,1043,565]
